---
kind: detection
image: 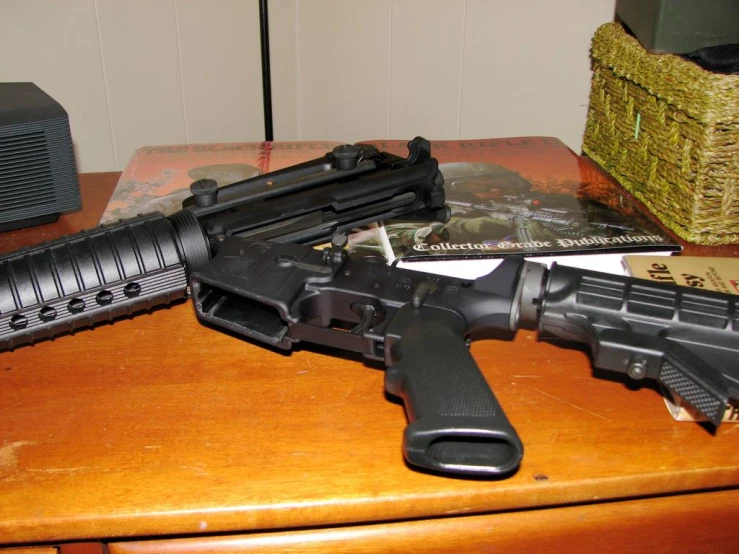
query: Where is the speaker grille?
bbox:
[0,82,81,230]
[0,130,55,214]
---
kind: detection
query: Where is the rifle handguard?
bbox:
[0,213,195,350]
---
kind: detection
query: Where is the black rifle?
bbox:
[1,139,737,478]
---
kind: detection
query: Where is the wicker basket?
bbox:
[582,22,739,244]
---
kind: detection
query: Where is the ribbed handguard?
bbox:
[0,213,190,350]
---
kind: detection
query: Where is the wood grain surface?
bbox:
[0,173,737,547]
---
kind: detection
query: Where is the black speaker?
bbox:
[0,82,81,232]
[616,0,739,54]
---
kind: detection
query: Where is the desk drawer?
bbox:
[109,489,738,554]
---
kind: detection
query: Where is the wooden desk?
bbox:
[1,174,738,553]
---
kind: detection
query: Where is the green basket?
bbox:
[583,22,739,244]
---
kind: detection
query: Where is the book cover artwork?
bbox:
[377,138,679,263]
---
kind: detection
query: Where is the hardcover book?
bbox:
[358,137,681,279]
[623,255,739,295]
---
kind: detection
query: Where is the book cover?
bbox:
[623,256,739,295]
[99,141,343,224]
[361,137,681,278]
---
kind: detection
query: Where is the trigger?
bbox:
[350,304,378,334]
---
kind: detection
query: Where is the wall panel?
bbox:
[389,0,466,141]
[0,0,618,171]
[0,0,115,172]
[269,0,299,140]
[175,0,265,144]
[95,0,187,168]
[459,0,616,152]
[296,0,392,142]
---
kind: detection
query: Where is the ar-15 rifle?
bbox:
[1,139,737,479]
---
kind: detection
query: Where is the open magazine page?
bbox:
[360,137,680,275]
[100,141,343,224]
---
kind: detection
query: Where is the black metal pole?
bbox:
[259,0,274,141]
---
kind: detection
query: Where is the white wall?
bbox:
[0,0,616,172]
